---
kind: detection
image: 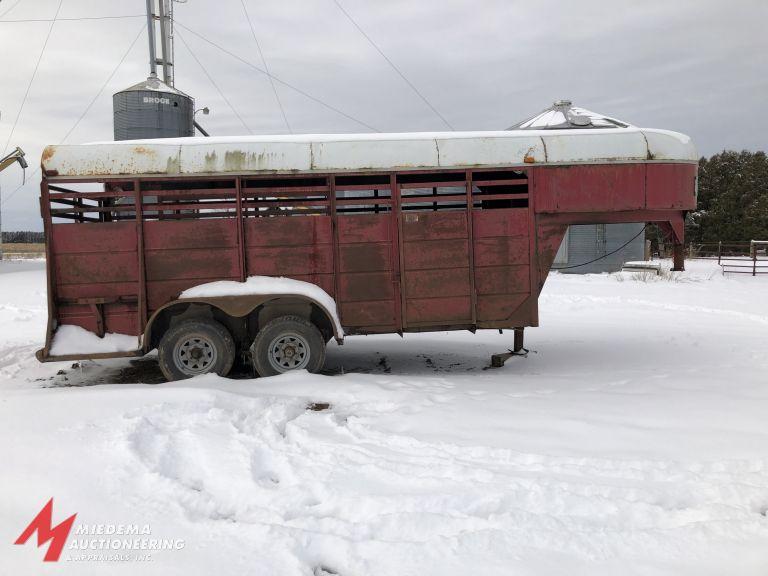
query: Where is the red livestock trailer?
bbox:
[35,121,697,380]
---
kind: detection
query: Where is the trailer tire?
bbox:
[157,319,235,381]
[250,315,325,377]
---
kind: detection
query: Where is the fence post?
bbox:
[717,241,722,264]
[754,248,758,277]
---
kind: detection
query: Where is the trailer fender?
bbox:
[143,294,343,353]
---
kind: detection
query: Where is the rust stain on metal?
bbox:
[165,155,180,174]
[41,146,56,163]
[204,151,218,172]
[224,150,247,171]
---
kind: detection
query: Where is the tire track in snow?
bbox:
[0,343,41,378]
[104,393,768,567]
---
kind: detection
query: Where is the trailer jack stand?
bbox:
[489,328,526,368]
[672,242,685,272]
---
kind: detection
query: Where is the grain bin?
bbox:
[113,76,194,141]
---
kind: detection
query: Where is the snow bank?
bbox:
[49,324,138,356]
[180,276,344,337]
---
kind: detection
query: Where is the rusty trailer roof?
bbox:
[41,128,697,179]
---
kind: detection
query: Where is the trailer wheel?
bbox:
[158,319,235,381]
[250,315,325,377]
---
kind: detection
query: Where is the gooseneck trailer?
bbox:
[35,124,696,379]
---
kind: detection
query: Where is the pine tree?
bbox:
[686,150,768,244]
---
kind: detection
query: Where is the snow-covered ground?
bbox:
[1,258,767,575]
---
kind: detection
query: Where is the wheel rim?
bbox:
[173,334,218,375]
[267,332,310,372]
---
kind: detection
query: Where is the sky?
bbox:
[0,0,766,231]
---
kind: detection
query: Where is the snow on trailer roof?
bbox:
[41,127,697,179]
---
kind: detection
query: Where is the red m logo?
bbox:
[14,499,77,562]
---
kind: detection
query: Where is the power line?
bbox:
[0,0,23,19]
[239,0,291,133]
[174,20,380,132]
[330,0,454,131]
[176,29,253,134]
[1,0,64,156]
[1,22,145,206]
[0,14,144,23]
[59,24,145,144]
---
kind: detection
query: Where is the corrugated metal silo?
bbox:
[554,223,646,273]
[113,76,194,141]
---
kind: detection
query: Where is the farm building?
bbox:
[553,223,645,273]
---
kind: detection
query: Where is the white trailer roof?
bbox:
[41,128,697,178]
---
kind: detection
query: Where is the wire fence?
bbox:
[688,241,768,276]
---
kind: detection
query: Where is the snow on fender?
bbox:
[179,275,345,338]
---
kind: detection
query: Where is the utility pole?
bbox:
[145,0,175,86]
